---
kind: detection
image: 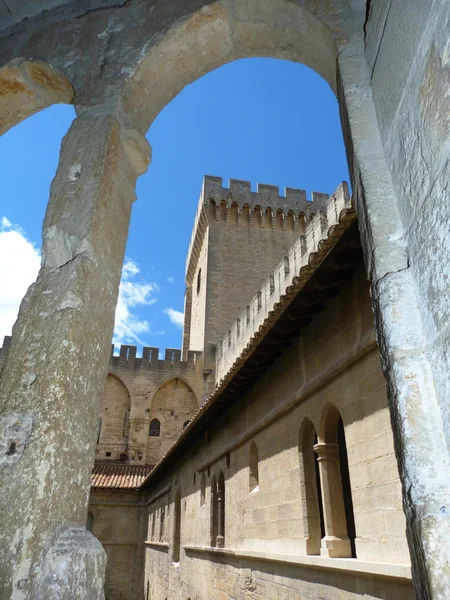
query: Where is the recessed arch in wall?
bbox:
[146,378,198,466]
[98,374,131,460]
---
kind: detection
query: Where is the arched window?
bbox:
[217,472,225,548]
[173,491,181,562]
[196,268,202,294]
[338,416,356,558]
[249,441,259,493]
[210,475,218,547]
[151,509,156,540]
[149,419,160,437]
[315,405,356,558]
[200,472,206,507]
[298,418,324,555]
[159,504,165,542]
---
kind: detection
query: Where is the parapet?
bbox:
[109,344,202,373]
[185,175,333,284]
[203,175,326,215]
[215,180,352,383]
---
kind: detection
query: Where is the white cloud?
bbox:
[113,259,159,346]
[0,217,41,341]
[167,276,174,283]
[164,308,184,329]
[0,221,158,349]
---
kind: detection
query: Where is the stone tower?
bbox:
[182,175,328,375]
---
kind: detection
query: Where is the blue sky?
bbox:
[0,58,349,353]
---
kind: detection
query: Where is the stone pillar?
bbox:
[313,442,351,558]
[338,37,450,600]
[0,109,150,599]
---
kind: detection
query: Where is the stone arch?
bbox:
[98,374,131,460]
[120,1,338,134]
[0,59,74,136]
[146,378,198,465]
[298,418,324,556]
[0,3,447,597]
[315,404,356,558]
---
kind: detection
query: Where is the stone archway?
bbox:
[0,59,73,135]
[0,2,449,598]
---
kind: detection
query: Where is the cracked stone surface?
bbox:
[0,1,449,599]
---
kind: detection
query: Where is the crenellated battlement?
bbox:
[186,175,331,284]
[110,344,202,372]
[203,175,327,215]
[215,181,352,383]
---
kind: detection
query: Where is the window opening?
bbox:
[200,472,206,507]
[338,417,357,558]
[249,441,259,493]
[210,476,218,547]
[149,419,160,437]
[173,491,181,562]
[217,472,225,548]
[196,268,202,294]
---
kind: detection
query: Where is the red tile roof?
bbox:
[91,463,153,489]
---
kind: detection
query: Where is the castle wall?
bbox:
[188,228,209,353]
[141,260,412,600]
[97,374,131,461]
[146,377,198,465]
[184,177,331,364]
[88,488,144,600]
[96,347,203,465]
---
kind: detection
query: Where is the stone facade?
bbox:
[81,178,413,600]
[1,1,450,598]
[140,220,414,600]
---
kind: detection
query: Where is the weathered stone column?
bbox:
[338,36,450,600]
[313,442,351,558]
[0,109,150,599]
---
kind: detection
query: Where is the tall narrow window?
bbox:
[210,476,218,547]
[315,404,356,558]
[338,416,357,558]
[151,509,156,540]
[298,419,323,555]
[196,268,202,294]
[269,275,275,294]
[159,505,165,542]
[200,472,206,507]
[149,419,160,437]
[173,491,181,562]
[249,441,259,493]
[217,472,225,548]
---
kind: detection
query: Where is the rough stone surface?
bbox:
[0,1,449,598]
[38,527,106,600]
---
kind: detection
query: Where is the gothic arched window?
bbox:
[149,419,160,437]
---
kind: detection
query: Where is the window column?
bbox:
[313,442,352,558]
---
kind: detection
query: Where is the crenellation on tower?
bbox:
[110,344,201,372]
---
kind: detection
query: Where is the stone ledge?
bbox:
[145,540,169,551]
[183,545,411,581]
